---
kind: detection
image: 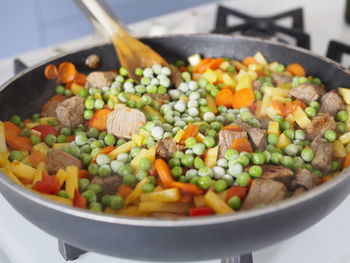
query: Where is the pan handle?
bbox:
[73,0,129,38]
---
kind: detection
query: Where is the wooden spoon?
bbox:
[75,0,181,85]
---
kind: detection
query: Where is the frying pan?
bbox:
[1,31,350,263]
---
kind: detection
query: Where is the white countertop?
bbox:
[1,1,350,263]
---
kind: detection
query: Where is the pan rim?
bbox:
[1,33,350,228]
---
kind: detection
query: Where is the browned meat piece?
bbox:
[148,93,170,106]
[85,54,100,69]
[241,179,288,210]
[257,116,270,130]
[261,165,294,188]
[235,119,267,150]
[319,90,346,116]
[293,187,307,197]
[156,137,181,160]
[292,168,320,190]
[56,96,85,129]
[87,71,117,89]
[311,136,332,173]
[305,113,336,140]
[253,80,263,91]
[271,73,293,87]
[41,95,66,117]
[289,83,325,104]
[47,149,82,174]
[91,176,122,195]
[218,130,248,158]
[107,107,146,139]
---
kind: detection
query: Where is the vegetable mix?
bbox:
[1,51,350,218]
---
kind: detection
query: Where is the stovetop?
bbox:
[1,0,350,263]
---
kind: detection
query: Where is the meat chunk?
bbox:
[235,120,267,151]
[107,107,146,139]
[253,80,263,91]
[261,165,294,188]
[55,96,85,129]
[156,137,184,160]
[311,136,332,173]
[319,90,346,116]
[289,83,325,104]
[241,179,288,210]
[293,187,307,197]
[41,95,66,117]
[292,168,320,190]
[257,116,270,130]
[271,73,293,87]
[91,176,122,195]
[148,93,170,106]
[47,149,82,174]
[305,113,336,140]
[218,129,248,158]
[87,71,117,89]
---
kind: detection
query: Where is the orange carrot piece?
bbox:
[193,58,213,74]
[29,151,48,168]
[343,152,350,169]
[178,194,193,203]
[223,125,243,131]
[88,108,112,131]
[8,136,32,151]
[57,62,77,84]
[170,181,203,196]
[242,56,258,67]
[272,100,287,117]
[208,58,225,70]
[179,123,199,144]
[225,186,248,201]
[66,135,75,142]
[44,64,58,80]
[293,99,306,110]
[231,138,253,153]
[92,145,115,162]
[73,72,87,86]
[321,176,332,183]
[4,121,21,138]
[78,170,90,179]
[41,95,66,115]
[154,159,174,188]
[287,63,306,77]
[118,184,133,198]
[285,101,296,116]
[179,66,188,72]
[231,88,255,109]
[215,88,234,108]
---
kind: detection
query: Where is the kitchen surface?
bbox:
[1,0,350,263]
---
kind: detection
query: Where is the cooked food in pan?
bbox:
[1,52,349,217]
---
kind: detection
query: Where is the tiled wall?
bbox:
[0,0,216,59]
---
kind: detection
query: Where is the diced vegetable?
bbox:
[265,87,290,97]
[140,188,180,202]
[254,52,268,65]
[206,94,218,114]
[204,146,219,168]
[65,166,79,200]
[339,132,350,145]
[0,166,24,186]
[268,121,281,135]
[276,133,291,149]
[125,178,148,205]
[139,201,192,214]
[144,105,164,122]
[235,74,252,91]
[130,146,156,171]
[88,108,113,131]
[73,189,86,208]
[286,63,306,77]
[55,169,67,188]
[204,190,233,214]
[132,134,144,146]
[11,160,36,180]
[231,138,253,153]
[193,195,206,207]
[0,121,7,153]
[0,152,11,168]
[188,54,202,66]
[154,158,174,188]
[339,87,350,104]
[174,129,185,143]
[170,181,203,196]
[215,88,234,107]
[180,123,199,144]
[32,142,50,155]
[109,141,136,159]
[292,106,311,129]
[189,206,214,216]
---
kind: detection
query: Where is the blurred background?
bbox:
[0,0,216,59]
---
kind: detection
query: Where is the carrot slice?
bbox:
[9,136,32,151]
[242,56,258,67]
[4,121,21,138]
[208,58,225,70]
[179,123,199,144]
[231,138,253,153]
[29,151,48,168]
[225,186,248,201]
[223,125,243,131]
[287,63,306,77]
[293,99,306,110]
[272,100,286,117]
[231,88,255,109]
[92,145,115,162]
[154,158,174,188]
[170,181,203,196]
[88,108,112,131]
[57,62,77,84]
[215,88,234,108]
[118,184,133,198]
[343,152,350,169]
[178,194,193,203]
[73,72,87,86]
[193,58,213,74]
[78,170,90,179]
[44,64,58,80]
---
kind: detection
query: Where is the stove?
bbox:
[1,1,350,263]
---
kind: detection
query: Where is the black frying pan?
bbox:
[0,35,350,262]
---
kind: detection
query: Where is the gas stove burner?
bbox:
[327,40,350,67]
[211,6,310,49]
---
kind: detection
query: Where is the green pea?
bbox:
[251,153,266,164]
[267,134,279,145]
[324,130,337,142]
[172,151,185,159]
[284,144,301,156]
[274,115,284,122]
[85,99,95,110]
[236,156,250,167]
[110,196,124,210]
[44,134,56,146]
[147,176,156,185]
[192,143,206,155]
[57,190,69,199]
[64,89,72,98]
[203,136,216,148]
[83,110,94,120]
[81,153,93,166]
[227,196,241,210]
[283,129,294,140]
[279,120,290,131]
[31,113,40,122]
[9,115,21,125]
[178,175,187,182]
[210,121,223,132]
[206,129,217,137]
[197,175,212,190]
[337,122,346,133]
[75,133,88,146]
[56,85,65,95]
[135,67,143,76]
[9,151,23,162]
[60,127,72,136]
[117,165,132,177]
[79,178,90,192]
[98,164,112,177]
[240,111,253,122]
[294,129,305,140]
[78,89,89,98]
[89,202,102,212]
[20,128,31,137]
[214,179,228,192]
[168,158,180,168]
[305,107,316,118]
[236,172,250,187]
[101,195,112,207]
[103,134,116,146]
[123,174,137,187]
[181,154,194,168]
[331,161,340,172]
[96,154,111,166]
[30,135,41,145]
[336,110,348,122]
[301,148,314,162]
[224,149,239,160]
[87,183,103,194]
[86,128,99,139]
[91,140,104,149]
[98,131,108,140]
[82,190,96,202]
[309,101,320,110]
[293,156,305,170]
[248,165,263,178]
[185,137,197,148]
[139,158,152,171]
[141,183,155,193]
[281,156,294,168]
[194,157,205,169]
[170,166,182,178]
[55,134,66,143]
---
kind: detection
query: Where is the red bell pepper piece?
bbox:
[73,189,87,208]
[189,207,214,217]
[33,124,59,139]
[33,172,60,194]
[225,186,248,201]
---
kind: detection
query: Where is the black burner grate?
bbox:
[212,6,310,49]
[326,40,350,67]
